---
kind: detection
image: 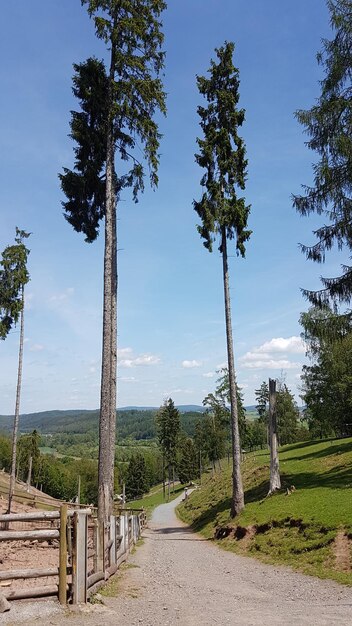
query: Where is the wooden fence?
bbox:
[0,505,146,608]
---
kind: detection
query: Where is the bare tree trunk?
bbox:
[221,227,244,517]
[199,449,202,484]
[268,378,281,495]
[162,454,165,499]
[98,37,117,532]
[26,456,32,493]
[7,288,25,515]
[167,464,171,502]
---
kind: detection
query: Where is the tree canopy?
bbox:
[293,0,352,312]
[0,228,30,339]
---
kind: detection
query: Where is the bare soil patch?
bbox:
[333,529,352,573]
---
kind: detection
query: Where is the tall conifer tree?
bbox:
[293,0,352,312]
[194,42,251,517]
[0,228,30,515]
[60,0,166,527]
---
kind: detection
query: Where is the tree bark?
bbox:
[268,378,281,495]
[7,287,25,516]
[221,227,244,517]
[26,456,32,493]
[98,34,117,532]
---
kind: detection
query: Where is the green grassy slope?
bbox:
[177,438,352,585]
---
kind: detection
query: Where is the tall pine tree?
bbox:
[0,228,31,515]
[60,0,166,528]
[194,42,251,517]
[293,0,352,312]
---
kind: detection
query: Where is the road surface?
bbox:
[4,494,352,625]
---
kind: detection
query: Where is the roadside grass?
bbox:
[128,483,184,518]
[177,438,352,585]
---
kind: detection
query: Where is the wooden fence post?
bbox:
[59,504,68,605]
[72,511,88,604]
[109,515,116,566]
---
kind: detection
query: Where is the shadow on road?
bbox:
[147,525,208,541]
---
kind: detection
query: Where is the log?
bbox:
[87,571,104,589]
[0,567,58,581]
[0,511,60,523]
[105,563,118,579]
[4,585,61,601]
[0,591,11,613]
[0,529,59,541]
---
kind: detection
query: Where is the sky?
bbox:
[0,0,340,414]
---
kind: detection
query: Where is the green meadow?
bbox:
[177,438,352,585]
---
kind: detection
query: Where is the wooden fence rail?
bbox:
[0,504,146,612]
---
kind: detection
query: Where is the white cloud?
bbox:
[255,336,305,355]
[182,360,202,369]
[241,358,301,370]
[30,343,44,352]
[49,287,74,303]
[239,336,306,370]
[119,347,133,356]
[216,362,227,370]
[119,376,137,383]
[119,353,160,368]
[203,372,215,378]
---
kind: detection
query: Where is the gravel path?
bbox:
[4,494,352,625]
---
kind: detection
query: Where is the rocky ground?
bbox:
[3,494,352,625]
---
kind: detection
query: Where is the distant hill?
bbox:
[0,404,258,440]
[0,407,206,440]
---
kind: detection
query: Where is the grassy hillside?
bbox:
[178,438,352,585]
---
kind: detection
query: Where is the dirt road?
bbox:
[4,494,352,625]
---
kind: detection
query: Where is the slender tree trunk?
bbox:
[7,288,25,515]
[221,227,244,517]
[268,378,281,495]
[167,464,171,502]
[98,37,117,531]
[199,449,202,484]
[26,456,32,493]
[162,454,165,499]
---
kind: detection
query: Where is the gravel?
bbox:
[4,494,352,625]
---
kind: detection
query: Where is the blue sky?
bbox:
[0,0,338,414]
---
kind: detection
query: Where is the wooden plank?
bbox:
[0,568,58,581]
[72,511,88,604]
[0,529,59,541]
[59,504,68,605]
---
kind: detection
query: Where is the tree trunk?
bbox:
[167,464,170,502]
[7,287,25,516]
[98,37,117,532]
[199,449,202,484]
[162,454,165,499]
[268,378,281,495]
[26,456,32,493]
[221,227,244,517]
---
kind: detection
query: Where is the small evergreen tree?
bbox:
[125,454,149,500]
[155,398,180,500]
[177,437,198,485]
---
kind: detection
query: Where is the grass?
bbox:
[128,483,184,518]
[177,437,352,585]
